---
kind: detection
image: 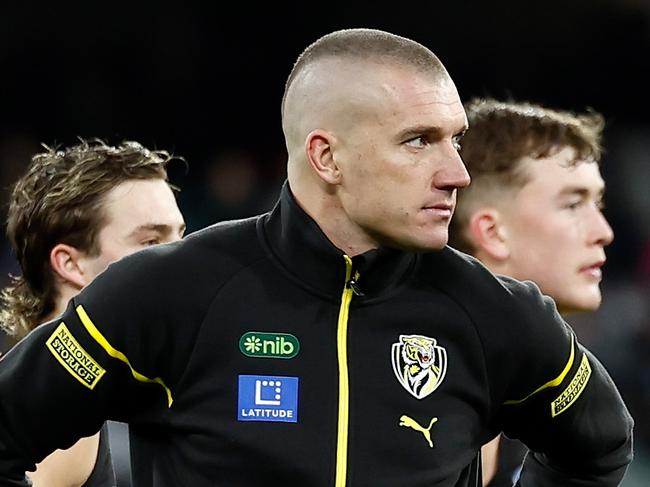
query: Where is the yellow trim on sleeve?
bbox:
[503,337,575,406]
[76,304,173,407]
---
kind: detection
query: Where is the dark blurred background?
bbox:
[1,1,649,483]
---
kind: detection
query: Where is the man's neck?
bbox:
[44,286,80,323]
[290,182,378,257]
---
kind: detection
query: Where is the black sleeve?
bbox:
[0,243,206,486]
[494,280,634,487]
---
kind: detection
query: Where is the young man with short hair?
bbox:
[450,99,614,485]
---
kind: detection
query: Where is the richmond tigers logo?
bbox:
[391,334,447,399]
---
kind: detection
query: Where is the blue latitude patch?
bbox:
[237,375,299,423]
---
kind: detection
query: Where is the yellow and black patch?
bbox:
[46,322,106,390]
[551,353,591,417]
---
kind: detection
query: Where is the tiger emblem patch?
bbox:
[391,334,447,399]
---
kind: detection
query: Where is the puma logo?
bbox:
[399,415,438,448]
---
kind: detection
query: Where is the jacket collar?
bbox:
[261,182,417,300]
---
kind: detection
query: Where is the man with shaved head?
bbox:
[282,31,467,254]
[0,29,633,487]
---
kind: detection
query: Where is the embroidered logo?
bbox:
[391,334,447,399]
[46,323,106,389]
[237,375,299,423]
[239,332,300,359]
[551,353,591,417]
[399,415,438,448]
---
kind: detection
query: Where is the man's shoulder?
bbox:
[418,246,561,331]
[419,248,573,401]
[184,215,261,243]
[159,214,263,258]
[103,215,267,288]
[418,246,513,300]
[79,215,270,324]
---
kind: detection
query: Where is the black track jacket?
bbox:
[0,183,633,486]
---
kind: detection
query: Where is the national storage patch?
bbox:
[46,323,106,389]
[551,353,591,417]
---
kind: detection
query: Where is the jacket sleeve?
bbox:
[0,243,204,486]
[494,280,634,487]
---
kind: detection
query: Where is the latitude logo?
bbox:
[239,331,300,359]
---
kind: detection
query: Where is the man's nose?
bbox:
[434,144,470,191]
[590,208,614,247]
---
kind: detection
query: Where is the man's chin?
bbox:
[557,293,602,316]
[397,237,448,253]
[375,229,449,253]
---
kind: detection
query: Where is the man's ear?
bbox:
[49,244,87,289]
[467,209,510,261]
[305,129,341,185]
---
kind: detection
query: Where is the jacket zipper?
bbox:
[334,255,360,487]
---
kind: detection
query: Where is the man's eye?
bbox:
[452,136,462,151]
[142,238,161,246]
[565,200,584,211]
[405,136,428,148]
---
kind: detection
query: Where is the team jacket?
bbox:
[0,183,633,486]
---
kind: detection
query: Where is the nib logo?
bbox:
[239,332,300,359]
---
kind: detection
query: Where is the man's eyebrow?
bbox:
[455,126,468,138]
[126,223,186,239]
[557,185,605,198]
[396,124,467,140]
